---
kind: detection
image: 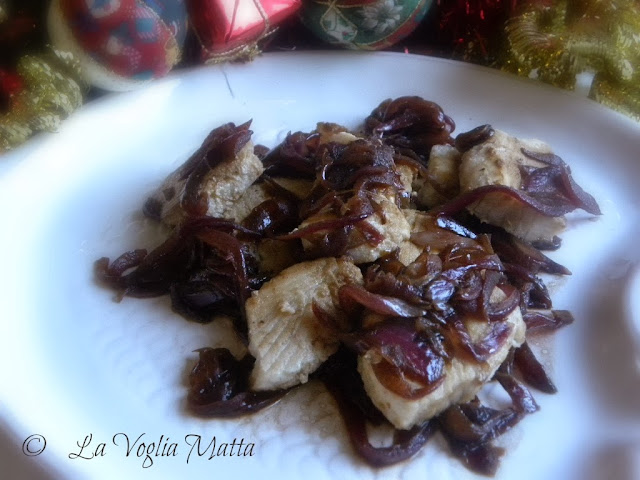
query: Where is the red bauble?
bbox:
[187,0,301,62]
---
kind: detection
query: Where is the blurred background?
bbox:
[1,0,638,152]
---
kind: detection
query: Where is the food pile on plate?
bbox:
[96,97,600,475]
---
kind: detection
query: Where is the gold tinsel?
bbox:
[503,0,640,120]
[0,47,84,153]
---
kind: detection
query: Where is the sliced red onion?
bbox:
[523,310,574,332]
[481,271,521,322]
[448,317,513,363]
[188,348,286,417]
[433,183,595,218]
[495,371,539,414]
[521,149,601,215]
[513,342,557,393]
[339,284,428,318]
[490,230,571,275]
[344,320,446,398]
[277,214,369,240]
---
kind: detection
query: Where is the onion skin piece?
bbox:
[344,320,447,399]
[455,124,495,153]
[242,197,299,237]
[520,149,601,216]
[433,184,588,218]
[513,342,557,394]
[188,348,286,417]
[446,314,513,364]
[339,284,428,318]
[364,96,456,162]
[438,402,522,477]
[523,310,574,333]
[490,230,571,275]
[276,214,369,240]
[338,395,435,468]
[320,348,436,467]
[495,372,539,414]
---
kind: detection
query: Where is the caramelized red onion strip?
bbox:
[438,401,523,476]
[490,230,571,275]
[324,371,436,467]
[94,234,197,298]
[521,149,601,215]
[433,183,597,218]
[481,271,521,322]
[495,371,539,414]
[195,230,251,307]
[276,214,369,240]
[95,249,147,281]
[447,317,513,363]
[339,284,428,318]
[523,310,574,332]
[188,348,286,417]
[513,342,557,393]
[346,416,435,467]
[344,320,446,398]
[181,122,253,217]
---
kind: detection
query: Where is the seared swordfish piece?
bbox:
[458,129,565,244]
[358,288,526,430]
[247,257,363,391]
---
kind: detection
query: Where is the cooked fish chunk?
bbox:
[394,209,435,266]
[315,122,360,145]
[396,209,468,266]
[417,144,461,208]
[298,191,411,264]
[223,176,315,223]
[145,136,264,226]
[358,289,526,430]
[223,183,271,223]
[247,257,363,391]
[459,129,565,243]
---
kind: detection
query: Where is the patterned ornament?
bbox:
[48,0,189,91]
[503,0,640,120]
[302,0,433,50]
[0,47,84,152]
[188,0,301,63]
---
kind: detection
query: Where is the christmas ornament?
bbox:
[47,0,189,91]
[187,0,302,63]
[301,0,432,50]
[503,0,640,120]
[0,47,83,152]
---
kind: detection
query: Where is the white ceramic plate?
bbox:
[1,52,639,480]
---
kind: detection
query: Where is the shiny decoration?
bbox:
[503,0,640,119]
[302,0,432,50]
[187,0,301,63]
[0,47,83,152]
